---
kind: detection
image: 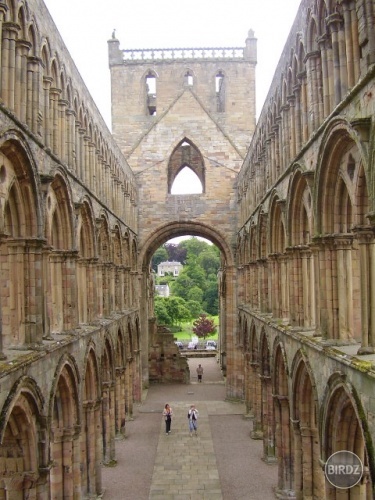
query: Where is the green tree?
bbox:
[179,237,209,258]
[165,296,190,326]
[154,296,172,325]
[203,281,219,315]
[186,300,204,318]
[192,313,217,340]
[187,285,203,303]
[171,273,195,300]
[197,248,220,276]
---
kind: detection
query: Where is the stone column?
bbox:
[62,430,75,498]
[42,76,52,148]
[274,396,295,499]
[24,239,44,346]
[355,224,375,353]
[26,57,41,134]
[115,366,126,438]
[50,87,61,155]
[0,3,9,97]
[261,374,277,463]
[335,235,355,343]
[15,40,31,123]
[58,98,69,163]
[328,13,346,105]
[250,362,263,440]
[1,22,18,110]
[65,108,76,170]
[304,51,321,132]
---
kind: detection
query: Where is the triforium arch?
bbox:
[314,118,372,349]
[167,137,205,193]
[320,373,374,498]
[137,220,240,393]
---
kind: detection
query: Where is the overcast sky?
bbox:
[43,0,301,130]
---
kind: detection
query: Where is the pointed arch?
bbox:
[168,137,205,194]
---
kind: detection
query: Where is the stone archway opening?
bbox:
[138,221,236,389]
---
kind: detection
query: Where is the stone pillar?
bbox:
[0,3,9,98]
[115,366,126,438]
[26,57,41,134]
[66,108,76,169]
[15,40,31,123]
[274,396,295,499]
[62,429,74,498]
[261,374,277,463]
[124,357,131,418]
[328,13,345,105]
[42,76,52,148]
[355,225,375,353]
[24,239,44,346]
[305,51,321,132]
[1,22,18,110]
[58,98,68,162]
[50,87,61,155]
[335,235,355,343]
[250,362,263,440]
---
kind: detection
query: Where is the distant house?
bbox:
[157,261,183,277]
[155,284,170,297]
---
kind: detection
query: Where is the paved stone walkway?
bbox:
[102,358,278,500]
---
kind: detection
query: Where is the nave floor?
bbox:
[102,358,277,499]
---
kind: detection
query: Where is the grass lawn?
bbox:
[173,316,219,341]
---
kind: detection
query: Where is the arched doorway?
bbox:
[137,221,242,398]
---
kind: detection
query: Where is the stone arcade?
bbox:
[0,0,374,498]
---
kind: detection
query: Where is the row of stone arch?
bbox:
[240,0,374,205]
[239,314,374,498]
[0,321,141,498]
[0,129,138,353]
[0,0,137,222]
[237,118,375,352]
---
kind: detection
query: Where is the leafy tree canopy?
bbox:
[192,313,217,340]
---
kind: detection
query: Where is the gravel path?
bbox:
[102,357,277,499]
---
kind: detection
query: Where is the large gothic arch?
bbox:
[137,220,239,391]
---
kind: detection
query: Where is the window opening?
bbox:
[146,72,156,115]
[184,71,193,87]
[216,71,225,112]
[171,166,203,194]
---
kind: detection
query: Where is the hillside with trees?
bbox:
[152,237,220,328]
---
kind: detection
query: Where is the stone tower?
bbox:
[108,31,257,388]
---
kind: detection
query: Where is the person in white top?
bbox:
[187,404,199,436]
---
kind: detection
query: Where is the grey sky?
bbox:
[43,0,301,129]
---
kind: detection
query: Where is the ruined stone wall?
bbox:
[236,0,375,497]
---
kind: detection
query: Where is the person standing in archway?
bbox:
[196,364,204,382]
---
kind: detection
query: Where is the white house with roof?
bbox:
[157,261,183,277]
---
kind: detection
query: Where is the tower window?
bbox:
[146,72,157,115]
[216,71,225,112]
[184,71,194,86]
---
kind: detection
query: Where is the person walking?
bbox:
[196,364,204,382]
[163,403,173,435]
[188,404,199,436]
